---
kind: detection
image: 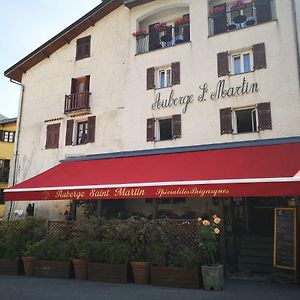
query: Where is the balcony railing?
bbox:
[64,91,90,114]
[208,0,276,36]
[136,24,190,54]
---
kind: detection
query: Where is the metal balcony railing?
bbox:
[136,24,190,54]
[64,91,90,114]
[208,0,276,36]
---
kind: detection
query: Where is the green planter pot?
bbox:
[201,265,224,291]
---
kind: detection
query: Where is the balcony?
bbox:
[208,0,276,36]
[136,23,190,54]
[64,91,90,114]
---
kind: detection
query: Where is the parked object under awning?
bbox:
[4,142,300,201]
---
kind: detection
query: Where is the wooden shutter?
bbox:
[257,102,272,130]
[65,120,74,146]
[217,52,229,77]
[253,43,266,70]
[83,36,91,57]
[149,23,160,51]
[147,118,155,142]
[0,130,3,142]
[87,116,96,143]
[213,3,227,34]
[53,123,60,149]
[172,114,181,139]
[71,78,77,94]
[147,67,155,90]
[256,0,272,24]
[220,108,233,134]
[171,62,180,85]
[183,14,190,42]
[76,40,83,60]
[85,75,90,92]
[46,124,60,149]
[46,125,53,149]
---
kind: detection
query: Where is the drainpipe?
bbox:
[291,0,300,87]
[7,79,25,220]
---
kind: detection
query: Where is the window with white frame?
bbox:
[231,50,253,75]
[157,67,172,89]
[233,107,258,134]
[76,121,88,145]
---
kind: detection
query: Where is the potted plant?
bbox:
[154,22,167,32]
[198,215,224,291]
[132,29,147,38]
[25,233,72,279]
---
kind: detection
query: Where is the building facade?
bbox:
[4,0,300,276]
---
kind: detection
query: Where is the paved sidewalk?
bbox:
[0,276,299,300]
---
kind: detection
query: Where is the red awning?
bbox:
[4,142,300,201]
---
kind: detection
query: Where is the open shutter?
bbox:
[147,118,155,142]
[220,108,233,135]
[85,75,90,92]
[0,130,3,142]
[65,120,74,146]
[45,125,52,149]
[147,67,155,90]
[71,78,77,94]
[257,102,272,130]
[171,62,180,85]
[172,114,181,139]
[53,124,60,149]
[183,14,190,42]
[87,116,96,143]
[217,52,229,77]
[253,43,266,70]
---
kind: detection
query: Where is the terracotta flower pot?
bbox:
[22,256,36,276]
[73,259,88,280]
[130,261,150,284]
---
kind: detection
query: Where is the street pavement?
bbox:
[0,275,299,300]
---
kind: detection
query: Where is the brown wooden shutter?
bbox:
[53,123,60,149]
[46,124,60,149]
[256,0,272,24]
[76,40,83,60]
[257,102,272,130]
[87,116,96,143]
[220,108,233,135]
[172,114,181,139]
[83,36,91,57]
[85,75,90,92]
[0,130,3,142]
[217,52,229,77]
[71,78,77,94]
[46,125,52,149]
[65,120,74,146]
[149,23,160,51]
[147,67,155,90]
[183,14,190,42]
[253,43,266,70]
[147,118,155,142]
[172,62,180,85]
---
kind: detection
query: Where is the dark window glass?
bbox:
[77,121,88,145]
[236,108,257,133]
[159,119,172,140]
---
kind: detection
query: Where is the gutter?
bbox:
[7,79,25,220]
[291,0,300,87]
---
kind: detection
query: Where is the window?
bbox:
[220,102,272,135]
[65,116,96,146]
[0,159,10,182]
[76,36,91,60]
[45,123,60,149]
[231,51,253,75]
[147,115,181,142]
[0,131,15,143]
[147,62,180,90]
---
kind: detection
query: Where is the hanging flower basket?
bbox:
[174,17,189,26]
[154,22,167,32]
[132,30,147,38]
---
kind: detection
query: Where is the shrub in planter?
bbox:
[25,233,71,278]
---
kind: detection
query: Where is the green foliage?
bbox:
[0,217,46,259]
[25,234,71,261]
[168,246,201,268]
[101,240,130,264]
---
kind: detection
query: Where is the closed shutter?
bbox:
[147,67,155,90]
[256,0,272,24]
[213,4,227,34]
[257,102,272,130]
[172,114,181,139]
[76,40,83,60]
[83,36,91,57]
[0,130,3,142]
[220,108,233,134]
[147,118,155,142]
[46,124,60,149]
[217,52,229,77]
[253,43,266,70]
[171,62,180,85]
[149,23,160,51]
[71,78,77,94]
[53,123,60,149]
[87,116,96,143]
[183,14,190,42]
[65,120,74,146]
[46,125,53,149]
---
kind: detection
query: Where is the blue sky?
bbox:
[0,0,101,118]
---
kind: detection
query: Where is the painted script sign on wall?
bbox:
[152,77,259,113]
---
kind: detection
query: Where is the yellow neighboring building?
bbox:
[0,116,17,219]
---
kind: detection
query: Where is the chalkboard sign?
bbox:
[273,208,297,270]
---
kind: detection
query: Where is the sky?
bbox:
[0,0,101,118]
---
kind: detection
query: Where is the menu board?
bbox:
[273,208,296,270]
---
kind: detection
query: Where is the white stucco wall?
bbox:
[8,0,300,219]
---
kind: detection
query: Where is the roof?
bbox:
[4,0,123,83]
[0,118,17,125]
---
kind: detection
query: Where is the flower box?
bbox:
[88,262,130,283]
[0,259,21,275]
[151,266,200,289]
[34,260,70,279]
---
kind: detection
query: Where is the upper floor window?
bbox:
[220,102,272,135]
[76,36,91,60]
[231,50,253,75]
[147,115,181,142]
[208,0,276,36]
[46,123,60,149]
[0,131,15,143]
[158,67,172,89]
[0,159,10,182]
